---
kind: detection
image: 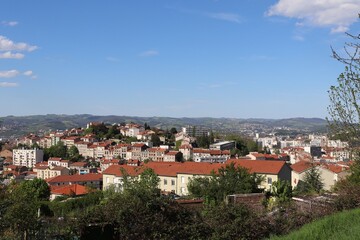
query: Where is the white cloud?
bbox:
[0,82,18,87]
[139,50,159,57]
[0,35,38,52]
[1,21,18,27]
[23,70,37,79]
[23,70,33,76]
[0,70,19,78]
[267,0,360,33]
[206,12,242,23]
[0,51,24,59]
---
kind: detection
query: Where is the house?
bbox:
[164,151,183,162]
[291,161,350,191]
[100,159,121,172]
[290,161,313,189]
[69,161,95,174]
[0,149,12,159]
[102,165,143,191]
[35,166,69,180]
[50,184,89,200]
[179,144,193,161]
[147,147,168,162]
[61,136,81,148]
[48,157,70,168]
[47,173,103,190]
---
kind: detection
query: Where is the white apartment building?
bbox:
[13,148,44,168]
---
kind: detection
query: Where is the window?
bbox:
[106,177,109,184]
[164,179,168,185]
[267,177,272,185]
[171,179,175,186]
[181,176,185,184]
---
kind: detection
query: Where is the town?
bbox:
[0,121,350,197]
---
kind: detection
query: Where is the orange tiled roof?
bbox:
[47,173,103,183]
[51,184,88,196]
[291,161,312,173]
[103,159,288,178]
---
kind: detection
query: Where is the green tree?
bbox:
[2,179,50,239]
[271,180,292,205]
[188,162,263,203]
[197,133,211,148]
[44,141,68,160]
[294,166,324,195]
[67,145,81,161]
[151,134,161,147]
[328,31,360,182]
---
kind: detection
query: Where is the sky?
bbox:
[0,0,359,119]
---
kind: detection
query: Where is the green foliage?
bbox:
[44,141,67,160]
[21,178,51,201]
[197,133,212,148]
[49,190,103,217]
[270,180,293,206]
[203,203,269,240]
[225,134,258,156]
[151,134,162,147]
[78,169,208,240]
[294,166,324,195]
[271,208,360,240]
[68,145,81,161]
[1,179,50,238]
[188,162,262,203]
[85,122,109,139]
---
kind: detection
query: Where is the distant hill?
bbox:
[0,114,328,139]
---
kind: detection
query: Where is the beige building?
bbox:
[102,160,292,195]
[35,166,69,180]
[291,161,350,191]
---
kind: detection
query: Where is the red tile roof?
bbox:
[103,159,289,178]
[291,161,312,173]
[103,165,143,177]
[51,184,88,196]
[46,173,103,183]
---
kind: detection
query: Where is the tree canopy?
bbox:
[188,162,263,203]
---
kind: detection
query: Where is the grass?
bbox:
[271,208,360,240]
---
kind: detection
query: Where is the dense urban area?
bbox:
[0,118,357,239]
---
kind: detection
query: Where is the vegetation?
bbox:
[188,162,263,204]
[271,208,360,240]
[225,134,259,156]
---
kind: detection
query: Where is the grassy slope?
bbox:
[271,208,360,240]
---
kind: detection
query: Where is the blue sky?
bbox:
[0,0,359,119]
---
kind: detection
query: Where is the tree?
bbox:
[2,179,51,238]
[328,31,360,182]
[270,180,292,206]
[44,141,67,160]
[67,145,81,161]
[294,166,324,195]
[197,133,211,148]
[188,162,263,203]
[151,134,161,147]
[144,122,151,130]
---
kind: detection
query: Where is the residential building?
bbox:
[102,160,292,195]
[164,151,183,162]
[35,166,69,180]
[13,148,44,168]
[47,173,103,190]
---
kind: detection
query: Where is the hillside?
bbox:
[271,208,360,240]
[0,114,328,139]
